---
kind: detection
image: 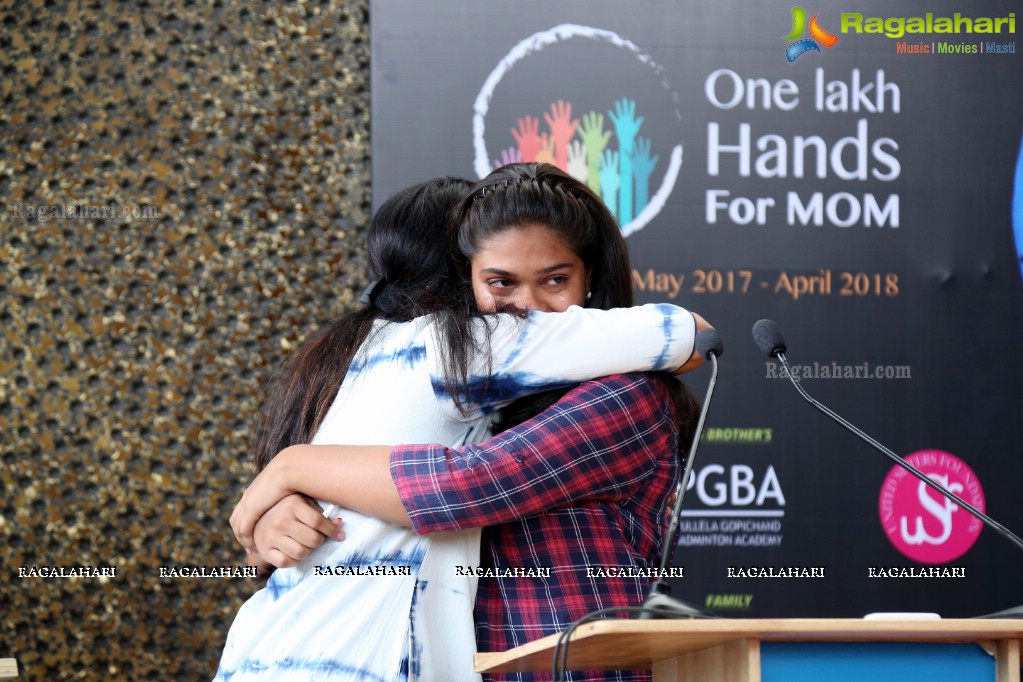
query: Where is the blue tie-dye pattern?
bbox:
[407,580,422,678]
[262,547,424,602]
[348,343,427,375]
[217,656,395,682]
[431,307,685,407]
[459,424,476,446]
[427,314,565,411]
[264,570,299,601]
[216,548,426,681]
[501,313,536,367]
[650,303,681,370]
[431,373,575,414]
[327,547,425,570]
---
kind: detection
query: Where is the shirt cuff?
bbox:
[389,443,455,535]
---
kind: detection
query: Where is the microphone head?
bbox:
[752,319,787,358]
[695,328,723,359]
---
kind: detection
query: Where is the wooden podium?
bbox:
[475,619,1023,681]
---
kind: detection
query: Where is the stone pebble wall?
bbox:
[0,1,371,678]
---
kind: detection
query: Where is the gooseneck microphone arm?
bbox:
[752,319,1023,555]
[640,328,723,619]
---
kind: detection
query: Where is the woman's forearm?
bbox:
[233,443,413,551]
[274,444,411,527]
[391,373,675,535]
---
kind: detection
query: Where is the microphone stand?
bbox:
[754,323,1023,620]
[640,336,721,619]
[773,350,1023,555]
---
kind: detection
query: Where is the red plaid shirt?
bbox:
[390,373,681,681]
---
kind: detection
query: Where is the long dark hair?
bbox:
[456,163,699,449]
[250,176,476,471]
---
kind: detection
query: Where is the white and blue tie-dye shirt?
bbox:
[213,303,697,682]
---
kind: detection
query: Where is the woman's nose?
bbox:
[518,288,553,312]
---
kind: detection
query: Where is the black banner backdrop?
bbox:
[371,0,1023,618]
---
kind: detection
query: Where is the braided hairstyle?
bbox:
[453,162,632,311]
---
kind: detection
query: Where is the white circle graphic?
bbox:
[472,23,684,237]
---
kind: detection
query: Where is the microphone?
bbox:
[640,328,723,619]
[752,319,1023,559]
[752,318,787,358]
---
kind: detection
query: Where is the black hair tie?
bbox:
[360,278,387,305]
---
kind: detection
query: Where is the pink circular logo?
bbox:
[878,449,985,564]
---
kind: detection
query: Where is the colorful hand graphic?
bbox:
[609,98,644,224]
[578,111,612,195]
[609,98,645,155]
[567,140,588,184]
[632,137,659,214]
[535,133,556,165]
[543,99,580,173]
[493,145,523,171]
[511,115,543,163]
[599,149,621,223]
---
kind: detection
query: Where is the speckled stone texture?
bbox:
[0,1,371,679]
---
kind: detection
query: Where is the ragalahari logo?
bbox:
[784,7,839,62]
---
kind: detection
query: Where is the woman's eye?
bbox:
[544,275,568,287]
[487,279,513,289]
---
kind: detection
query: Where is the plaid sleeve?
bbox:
[389,373,677,535]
